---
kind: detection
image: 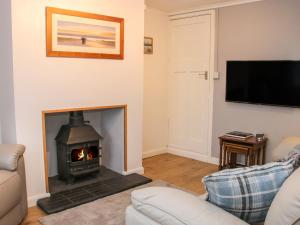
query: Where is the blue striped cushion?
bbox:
[203,159,295,224]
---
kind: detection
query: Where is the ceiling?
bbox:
[145,0,241,12]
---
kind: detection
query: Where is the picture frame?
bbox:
[144,37,153,54]
[46,7,124,59]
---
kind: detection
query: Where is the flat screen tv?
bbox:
[226,61,300,107]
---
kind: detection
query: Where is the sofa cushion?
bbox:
[126,205,160,225]
[0,170,22,218]
[264,168,300,225]
[272,136,300,161]
[286,148,300,169]
[203,159,295,224]
[131,187,248,225]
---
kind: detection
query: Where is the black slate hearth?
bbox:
[37,173,151,214]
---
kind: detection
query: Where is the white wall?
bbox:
[102,108,125,173]
[0,0,17,144]
[143,8,169,158]
[45,113,69,177]
[9,0,144,204]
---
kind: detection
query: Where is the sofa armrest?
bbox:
[0,144,25,171]
[131,187,248,225]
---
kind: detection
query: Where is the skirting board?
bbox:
[168,147,219,165]
[143,147,219,165]
[143,148,168,159]
[28,193,51,207]
[122,166,144,175]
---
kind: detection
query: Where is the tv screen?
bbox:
[226,61,300,107]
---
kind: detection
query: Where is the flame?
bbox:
[87,152,94,160]
[78,149,84,161]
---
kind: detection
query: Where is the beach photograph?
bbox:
[57,20,116,49]
[46,7,124,59]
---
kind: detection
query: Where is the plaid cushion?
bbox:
[203,159,295,224]
[287,148,300,169]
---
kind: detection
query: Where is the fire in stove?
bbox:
[78,150,84,160]
[87,146,99,160]
[71,146,99,162]
[87,152,93,161]
[71,148,85,162]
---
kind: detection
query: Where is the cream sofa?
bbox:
[126,137,300,225]
[0,145,27,225]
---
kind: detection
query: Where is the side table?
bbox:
[218,135,268,170]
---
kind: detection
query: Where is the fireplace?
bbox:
[55,111,103,184]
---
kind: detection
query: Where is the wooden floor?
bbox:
[21,153,218,225]
[143,153,218,194]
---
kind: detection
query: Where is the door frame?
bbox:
[168,10,217,164]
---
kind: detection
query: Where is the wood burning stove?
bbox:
[55,111,103,184]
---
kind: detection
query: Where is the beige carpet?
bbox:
[39,180,182,225]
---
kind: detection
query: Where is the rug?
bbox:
[39,180,181,225]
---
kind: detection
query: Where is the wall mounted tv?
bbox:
[226,61,300,107]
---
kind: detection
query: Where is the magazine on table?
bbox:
[225,131,254,139]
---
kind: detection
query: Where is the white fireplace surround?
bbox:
[0,0,145,207]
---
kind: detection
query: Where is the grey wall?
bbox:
[0,0,17,143]
[212,0,300,161]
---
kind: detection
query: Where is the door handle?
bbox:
[190,71,208,80]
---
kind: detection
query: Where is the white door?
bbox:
[168,14,212,158]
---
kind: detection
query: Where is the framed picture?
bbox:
[144,37,153,54]
[46,7,124,59]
